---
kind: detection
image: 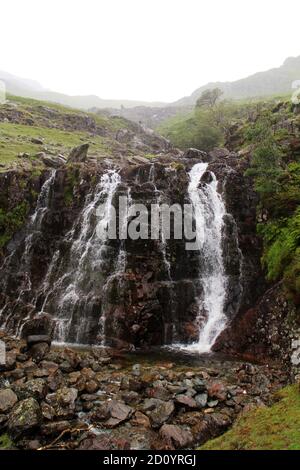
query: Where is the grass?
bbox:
[0,94,132,168]
[200,385,300,450]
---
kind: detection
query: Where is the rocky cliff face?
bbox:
[0,149,263,351]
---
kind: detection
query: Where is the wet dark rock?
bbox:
[7,398,42,440]
[183,148,209,160]
[122,391,141,406]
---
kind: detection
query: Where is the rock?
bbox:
[132,364,141,377]
[94,400,133,427]
[7,398,42,440]
[131,411,151,428]
[27,335,52,348]
[68,143,89,163]
[46,387,78,418]
[40,361,59,375]
[41,402,55,420]
[30,343,50,362]
[31,138,44,145]
[208,147,230,160]
[207,382,227,401]
[175,395,197,409]
[0,389,18,413]
[78,435,130,450]
[195,392,208,408]
[146,386,171,401]
[122,391,141,406]
[183,148,209,160]
[15,378,48,401]
[192,413,232,445]
[41,155,66,168]
[148,400,175,428]
[41,420,70,436]
[21,315,55,338]
[85,380,99,394]
[159,424,194,449]
[0,350,16,371]
[27,439,41,450]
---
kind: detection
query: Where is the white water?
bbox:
[180,162,227,353]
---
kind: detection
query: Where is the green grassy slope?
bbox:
[200,385,300,450]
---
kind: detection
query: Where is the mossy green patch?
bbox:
[0,201,30,249]
[0,433,14,450]
[200,385,300,450]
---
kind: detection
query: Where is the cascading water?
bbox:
[0,170,56,332]
[38,169,121,344]
[181,162,227,353]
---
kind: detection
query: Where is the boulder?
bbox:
[159,424,194,449]
[148,400,175,428]
[26,335,52,348]
[15,378,48,401]
[183,148,209,160]
[0,389,18,413]
[30,343,50,362]
[7,398,42,440]
[175,394,198,409]
[68,144,89,163]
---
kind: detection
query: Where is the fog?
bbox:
[0,0,299,102]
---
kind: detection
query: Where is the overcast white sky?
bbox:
[1,0,299,102]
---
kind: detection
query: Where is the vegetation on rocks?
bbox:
[0,201,30,249]
[200,385,300,450]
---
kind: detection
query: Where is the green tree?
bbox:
[196,88,223,108]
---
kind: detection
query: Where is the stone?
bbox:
[78,435,130,450]
[40,361,59,374]
[192,413,232,445]
[195,392,208,408]
[15,378,48,401]
[30,343,50,362]
[0,389,18,413]
[175,394,198,409]
[0,350,16,371]
[131,411,151,428]
[207,382,227,401]
[46,387,78,418]
[132,364,141,376]
[122,391,141,406]
[7,398,42,440]
[147,386,171,401]
[68,143,89,163]
[183,148,209,160]
[41,402,55,420]
[148,400,175,428]
[31,138,44,145]
[159,424,194,449]
[41,420,70,436]
[85,380,99,394]
[26,335,52,348]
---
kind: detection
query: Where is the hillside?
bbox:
[0,71,166,110]
[174,56,300,106]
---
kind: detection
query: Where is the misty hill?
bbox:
[0,70,166,110]
[173,56,300,106]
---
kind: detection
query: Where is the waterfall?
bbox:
[0,170,56,332]
[184,162,227,353]
[149,164,171,280]
[37,169,121,344]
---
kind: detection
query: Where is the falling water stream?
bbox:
[177,163,227,353]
